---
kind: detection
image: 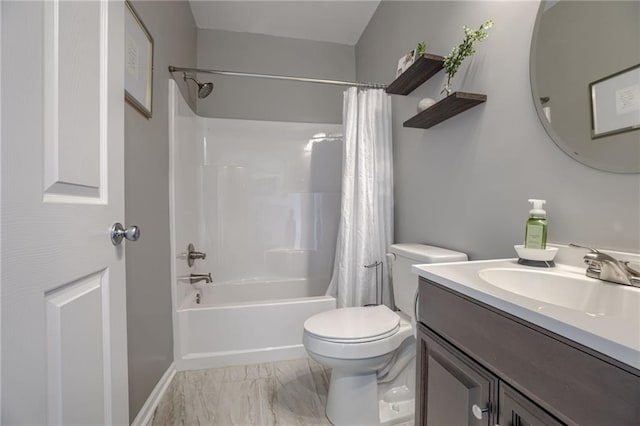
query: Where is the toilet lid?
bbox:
[304,305,400,343]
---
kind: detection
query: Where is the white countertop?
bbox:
[413,258,640,370]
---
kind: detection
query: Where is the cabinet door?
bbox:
[499,382,565,426]
[417,324,498,426]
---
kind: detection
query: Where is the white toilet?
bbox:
[303,244,467,425]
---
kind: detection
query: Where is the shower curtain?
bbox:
[326,87,393,308]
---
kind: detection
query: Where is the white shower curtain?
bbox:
[326,87,393,308]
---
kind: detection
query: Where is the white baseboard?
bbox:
[131,362,177,426]
[176,344,308,371]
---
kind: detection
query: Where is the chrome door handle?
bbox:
[110,222,140,245]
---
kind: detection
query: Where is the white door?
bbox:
[2,1,129,424]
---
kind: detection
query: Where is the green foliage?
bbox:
[443,20,493,80]
[416,41,426,56]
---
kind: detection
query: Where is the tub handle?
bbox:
[187,243,207,267]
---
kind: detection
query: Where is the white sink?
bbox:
[478,267,631,316]
[412,255,640,370]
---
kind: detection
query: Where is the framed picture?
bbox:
[396,49,417,78]
[125,0,154,118]
[589,63,640,139]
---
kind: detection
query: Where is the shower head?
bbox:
[183,73,214,99]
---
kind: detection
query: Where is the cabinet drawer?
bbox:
[419,278,640,425]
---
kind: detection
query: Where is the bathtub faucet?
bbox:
[190,273,212,284]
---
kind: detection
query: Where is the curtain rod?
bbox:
[168,66,387,90]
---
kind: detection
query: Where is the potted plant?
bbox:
[442,20,493,96]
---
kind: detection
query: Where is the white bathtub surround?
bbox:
[197,118,343,286]
[327,87,393,308]
[180,276,328,307]
[176,279,335,371]
[169,81,342,369]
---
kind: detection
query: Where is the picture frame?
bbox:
[125,0,154,118]
[396,49,417,78]
[589,63,640,139]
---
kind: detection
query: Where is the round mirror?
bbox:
[530,0,640,173]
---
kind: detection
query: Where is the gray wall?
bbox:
[196,29,355,123]
[356,1,640,258]
[124,1,197,421]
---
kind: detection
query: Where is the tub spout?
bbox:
[190,273,212,284]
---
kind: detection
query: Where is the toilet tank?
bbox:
[389,244,467,316]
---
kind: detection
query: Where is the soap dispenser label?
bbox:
[525,224,544,249]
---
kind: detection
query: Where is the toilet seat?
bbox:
[303,305,413,360]
[304,305,400,343]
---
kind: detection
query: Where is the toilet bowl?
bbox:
[303,305,413,425]
[303,244,468,425]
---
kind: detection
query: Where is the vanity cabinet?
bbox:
[417,325,498,426]
[499,382,563,426]
[418,324,561,426]
[416,277,640,426]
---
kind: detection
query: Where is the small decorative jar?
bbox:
[417,98,436,112]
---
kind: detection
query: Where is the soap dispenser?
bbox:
[525,199,547,249]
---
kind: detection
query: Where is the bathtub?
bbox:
[175,277,336,371]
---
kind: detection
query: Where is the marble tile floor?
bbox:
[150,357,415,426]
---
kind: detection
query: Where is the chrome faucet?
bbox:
[570,244,640,288]
[187,243,207,267]
[190,273,212,284]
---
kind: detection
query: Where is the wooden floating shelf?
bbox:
[386,54,445,95]
[403,92,487,129]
